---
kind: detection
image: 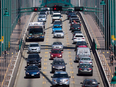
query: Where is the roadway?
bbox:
[13,13,104,87]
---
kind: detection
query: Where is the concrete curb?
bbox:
[79,12,110,87]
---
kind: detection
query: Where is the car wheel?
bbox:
[38,75,40,78]
[66,85,69,87]
[91,73,93,76]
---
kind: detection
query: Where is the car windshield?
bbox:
[53,15,61,17]
[53,61,65,65]
[71,16,77,18]
[39,16,45,18]
[29,28,43,35]
[28,54,40,59]
[53,42,62,45]
[79,64,91,68]
[73,24,80,27]
[85,80,97,85]
[27,66,38,70]
[54,21,61,24]
[55,31,63,32]
[51,50,61,53]
[77,42,87,45]
[80,58,91,60]
[53,74,68,78]
[75,35,83,37]
[53,26,61,28]
[30,44,39,47]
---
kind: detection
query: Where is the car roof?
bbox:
[53,58,64,61]
[53,42,62,44]
[53,24,61,26]
[54,71,67,74]
[77,47,90,49]
[29,43,39,45]
[28,53,39,55]
[75,33,84,35]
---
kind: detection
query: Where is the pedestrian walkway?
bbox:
[82,13,114,86]
[0,14,31,87]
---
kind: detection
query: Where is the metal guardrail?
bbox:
[78,12,110,87]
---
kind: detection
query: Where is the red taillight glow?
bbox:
[79,68,82,70]
[89,68,92,70]
[82,38,84,39]
[80,24,81,26]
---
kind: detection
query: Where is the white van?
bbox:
[75,47,91,62]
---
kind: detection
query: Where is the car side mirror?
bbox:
[68,76,71,78]
[65,63,67,65]
[77,66,79,68]
[40,57,42,59]
[92,66,93,67]
[51,63,53,65]
[25,66,27,68]
[80,82,83,84]
[98,82,100,84]
[51,76,53,78]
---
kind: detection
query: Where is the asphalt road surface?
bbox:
[13,13,104,87]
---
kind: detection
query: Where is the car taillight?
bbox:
[74,38,76,39]
[76,45,79,47]
[78,27,81,29]
[72,27,74,29]
[88,68,92,70]
[80,24,81,26]
[73,34,75,36]
[90,62,92,63]
[70,24,72,26]
[80,61,83,63]
[83,86,85,87]
[79,68,82,70]
[82,38,84,39]
[97,86,98,87]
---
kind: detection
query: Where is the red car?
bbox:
[50,49,63,59]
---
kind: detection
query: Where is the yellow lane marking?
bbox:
[69,62,72,65]
[43,71,46,74]
[70,71,74,73]
[45,43,48,45]
[71,81,75,83]
[44,55,48,57]
[45,49,48,50]
[107,52,109,53]
[68,52,71,53]
[44,59,47,61]
[44,63,47,65]
[43,76,45,78]
[43,67,47,69]
[70,67,73,69]
[67,46,70,47]
[67,49,70,50]
[46,41,48,42]
[70,59,72,61]
[112,75,113,77]
[68,55,71,57]
[85,17,100,47]
[45,52,48,53]
[43,82,46,84]
[71,76,74,78]
[103,52,104,53]
[67,43,69,44]
[103,55,111,73]
[12,52,13,54]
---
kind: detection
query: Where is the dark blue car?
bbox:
[25,65,40,78]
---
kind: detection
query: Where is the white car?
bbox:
[52,11,61,15]
[73,33,85,43]
[52,14,62,23]
[53,30,64,38]
[79,57,93,65]
[28,43,41,53]
[38,15,47,22]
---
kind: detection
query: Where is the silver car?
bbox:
[28,43,41,53]
[38,15,47,22]
[53,30,64,38]
[79,57,93,65]
[51,71,70,87]
[52,42,63,50]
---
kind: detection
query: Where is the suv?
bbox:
[27,53,42,68]
[80,79,100,87]
[51,58,67,73]
[51,71,70,87]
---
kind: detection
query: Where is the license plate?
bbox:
[33,64,35,66]
[31,74,34,76]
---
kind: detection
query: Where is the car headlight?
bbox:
[65,79,69,82]
[37,72,40,74]
[59,54,61,57]
[26,72,29,74]
[53,80,56,82]
[53,66,55,68]
[51,55,53,57]
[62,66,65,68]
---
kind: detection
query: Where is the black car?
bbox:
[67,12,76,19]
[78,64,93,76]
[27,53,42,68]
[75,41,88,51]
[80,79,100,87]
[70,24,81,32]
[70,19,81,26]
[25,65,40,78]
[51,58,67,73]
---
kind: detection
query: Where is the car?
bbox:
[25,65,40,78]
[79,57,93,65]
[75,47,91,62]
[52,24,62,33]
[28,43,41,53]
[52,11,61,15]
[70,19,81,26]
[73,33,85,43]
[78,64,93,76]
[39,12,47,18]
[75,41,88,51]
[69,15,79,23]
[52,42,63,50]
[53,30,64,38]
[80,79,100,87]
[52,14,62,23]
[50,49,63,59]
[38,15,47,22]
[70,24,81,32]
[67,12,76,19]
[27,53,42,68]
[72,31,82,39]
[51,71,70,87]
[51,58,67,73]
[53,20,62,26]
